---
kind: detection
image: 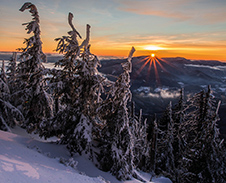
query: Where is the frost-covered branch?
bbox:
[68,12,82,39]
[19,2,46,63]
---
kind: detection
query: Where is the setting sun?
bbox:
[134,53,174,86]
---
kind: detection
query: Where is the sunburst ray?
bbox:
[133,53,176,86]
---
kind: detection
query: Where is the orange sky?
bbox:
[1,33,226,61]
[1,0,226,61]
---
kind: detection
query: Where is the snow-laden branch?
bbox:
[68,12,82,39]
[19,2,46,63]
[19,2,39,23]
[80,24,91,49]
[128,46,136,62]
[121,47,135,73]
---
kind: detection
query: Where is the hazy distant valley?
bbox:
[99,56,226,137]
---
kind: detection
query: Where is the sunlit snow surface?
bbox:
[0,128,172,183]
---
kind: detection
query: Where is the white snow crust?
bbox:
[0,128,172,183]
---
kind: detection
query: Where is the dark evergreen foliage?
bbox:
[156,101,176,181]
[12,2,53,133]
[7,52,17,93]
[98,47,136,180]
[130,106,148,171]
[182,86,226,182]
[154,86,226,183]
[0,60,7,84]
[40,13,106,162]
[0,60,24,131]
[144,114,158,173]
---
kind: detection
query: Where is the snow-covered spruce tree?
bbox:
[129,102,148,171]
[156,101,176,181]
[182,88,210,183]
[152,89,192,182]
[0,61,24,131]
[0,60,10,130]
[171,89,206,183]
[40,13,106,160]
[173,88,186,153]
[183,86,226,182]
[0,61,9,101]
[145,114,158,173]
[203,100,226,183]
[7,52,17,93]
[66,23,106,158]
[39,12,82,140]
[0,60,7,84]
[13,2,53,133]
[172,88,189,182]
[98,47,136,180]
[159,88,194,183]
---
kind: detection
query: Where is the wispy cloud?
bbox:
[90,31,226,59]
[117,0,226,24]
[194,9,226,24]
[121,8,190,21]
[118,0,190,21]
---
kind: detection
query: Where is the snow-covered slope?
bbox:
[0,128,171,183]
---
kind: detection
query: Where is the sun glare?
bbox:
[151,53,155,57]
[144,45,164,51]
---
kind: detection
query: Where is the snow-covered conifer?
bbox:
[39,12,83,140]
[181,86,226,182]
[145,114,158,173]
[7,52,17,92]
[130,105,148,170]
[0,60,10,101]
[99,47,136,180]
[40,13,106,161]
[0,60,7,84]
[13,2,53,133]
[156,101,176,181]
[0,60,24,131]
[172,88,188,182]
[0,60,9,101]
[204,100,226,183]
